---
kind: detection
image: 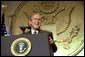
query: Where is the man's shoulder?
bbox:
[40,30,53,38]
[40,30,52,34]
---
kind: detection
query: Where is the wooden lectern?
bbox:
[1,33,54,56]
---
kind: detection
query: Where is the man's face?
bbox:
[29,13,42,29]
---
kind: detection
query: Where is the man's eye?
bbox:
[38,19,40,20]
[38,19,41,21]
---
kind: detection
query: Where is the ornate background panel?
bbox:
[11,1,84,56]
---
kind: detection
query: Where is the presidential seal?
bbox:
[11,38,31,56]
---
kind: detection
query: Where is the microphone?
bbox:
[26,26,31,29]
[19,25,30,34]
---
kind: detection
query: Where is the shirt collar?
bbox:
[31,28,38,34]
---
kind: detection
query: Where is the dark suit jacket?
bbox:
[24,29,57,53]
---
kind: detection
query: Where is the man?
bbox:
[24,11,57,53]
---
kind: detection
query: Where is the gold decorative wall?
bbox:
[11,1,84,56]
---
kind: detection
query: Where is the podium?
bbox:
[1,33,54,56]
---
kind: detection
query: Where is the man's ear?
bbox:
[29,19,31,25]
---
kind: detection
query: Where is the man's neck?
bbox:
[31,26,40,31]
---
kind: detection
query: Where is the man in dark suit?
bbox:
[24,11,57,53]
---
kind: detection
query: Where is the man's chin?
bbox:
[34,27,40,30]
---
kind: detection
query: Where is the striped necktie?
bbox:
[34,31,37,34]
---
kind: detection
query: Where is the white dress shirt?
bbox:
[31,28,38,34]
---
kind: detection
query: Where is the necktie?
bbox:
[34,31,37,34]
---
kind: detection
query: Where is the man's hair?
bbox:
[29,11,42,20]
